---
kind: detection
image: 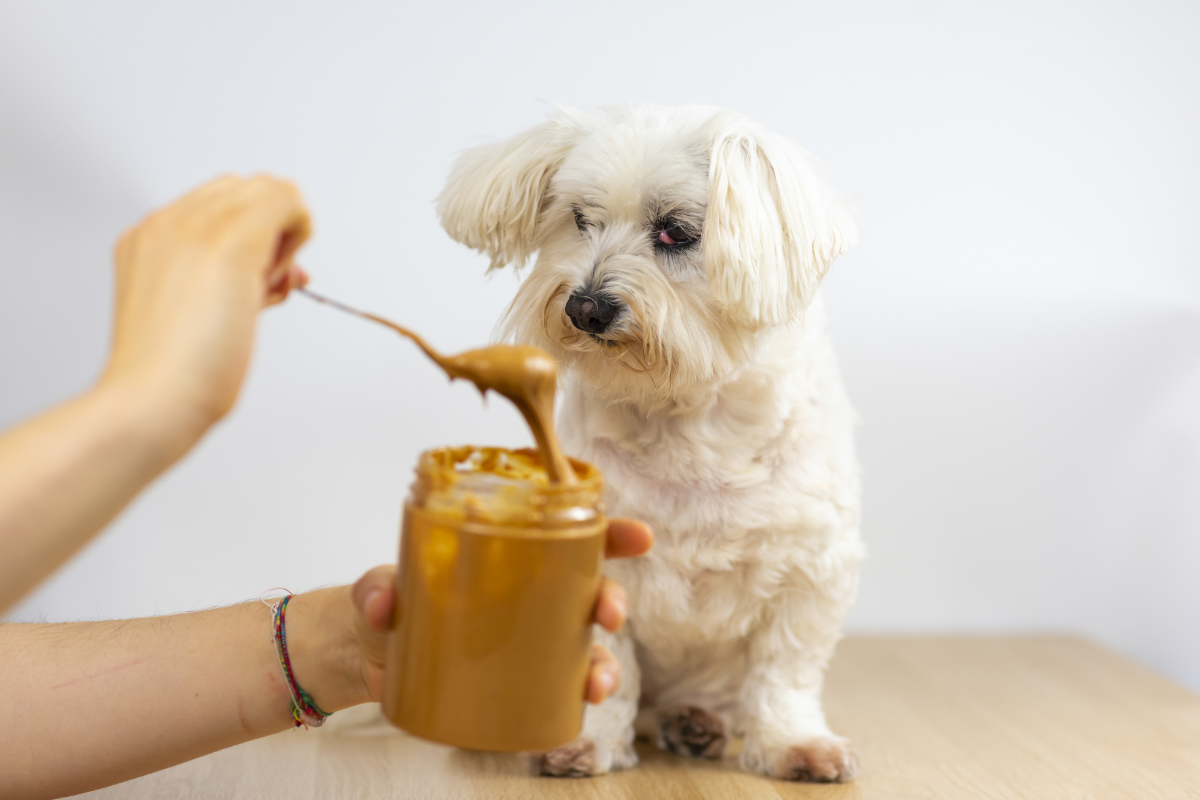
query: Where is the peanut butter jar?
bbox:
[382,446,606,752]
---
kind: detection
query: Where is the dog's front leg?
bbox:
[538,626,640,777]
[737,579,859,782]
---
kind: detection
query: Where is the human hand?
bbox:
[99,175,312,445]
[347,518,653,707]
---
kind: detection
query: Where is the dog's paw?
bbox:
[772,736,859,782]
[658,706,727,759]
[539,738,598,777]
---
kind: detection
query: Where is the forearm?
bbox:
[0,586,365,800]
[0,382,206,614]
[0,176,311,616]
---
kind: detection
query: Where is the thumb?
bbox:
[352,565,397,631]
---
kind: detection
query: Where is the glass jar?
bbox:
[381,446,606,752]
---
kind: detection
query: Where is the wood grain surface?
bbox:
[75,636,1200,800]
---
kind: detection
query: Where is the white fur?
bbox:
[438,105,864,781]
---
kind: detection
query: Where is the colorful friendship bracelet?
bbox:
[268,594,332,729]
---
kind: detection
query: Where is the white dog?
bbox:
[437,105,863,782]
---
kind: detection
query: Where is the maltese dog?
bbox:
[437,105,863,782]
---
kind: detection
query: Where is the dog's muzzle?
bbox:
[565,291,619,335]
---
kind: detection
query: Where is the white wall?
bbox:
[3,1,1198,689]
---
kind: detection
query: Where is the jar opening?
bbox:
[409,446,604,531]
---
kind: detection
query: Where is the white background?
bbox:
[3,2,1198,690]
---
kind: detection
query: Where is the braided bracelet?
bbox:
[266,593,332,729]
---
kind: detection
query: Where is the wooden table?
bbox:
[77,637,1200,799]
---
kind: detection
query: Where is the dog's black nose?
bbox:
[565,292,618,335]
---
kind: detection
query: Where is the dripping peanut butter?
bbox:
[301,288,575,483]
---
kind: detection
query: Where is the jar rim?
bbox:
[416,445,604,496]
[409,446,605,531]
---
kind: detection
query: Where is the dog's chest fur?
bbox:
[557,298,862,697]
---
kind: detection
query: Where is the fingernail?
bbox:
[600,671,615,697]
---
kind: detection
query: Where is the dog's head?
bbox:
[438,105,855,407]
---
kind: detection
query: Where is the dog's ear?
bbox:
[437,112,583,271]
[704,120,857,327]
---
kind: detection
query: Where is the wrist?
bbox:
[89,373,217,467]
[284,587,372,713]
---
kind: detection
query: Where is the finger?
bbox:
[585,644,621,704]
[265,264,310,307]
[593,576,628,633]
[167,174,243,217]
[605,518,654,559]
[212,175,313,272]
[119,175,243,252]
[268,194,312,268]
[351,565,397,632]
[291,265,311,289]
[240,175,312,251]
[266,258,292,295]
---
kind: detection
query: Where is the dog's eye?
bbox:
[656,224,695,247]
[573,207,589,233]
